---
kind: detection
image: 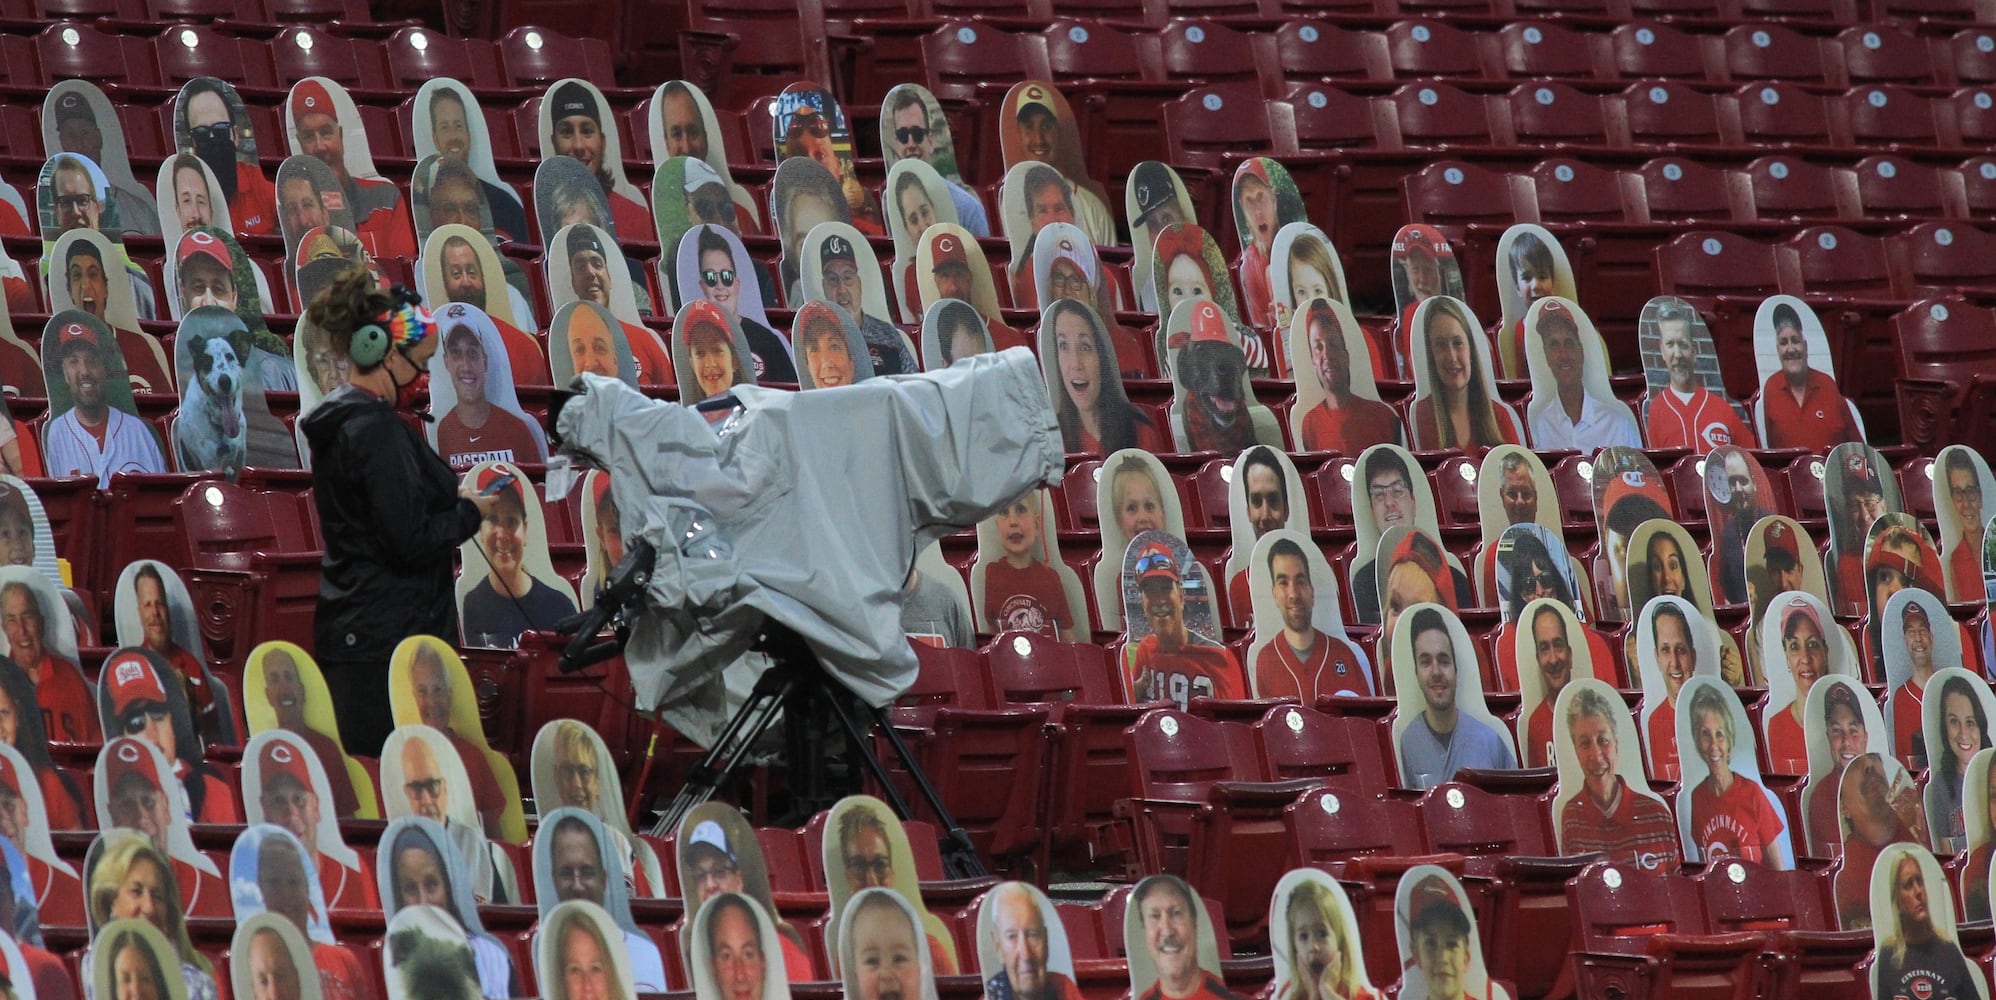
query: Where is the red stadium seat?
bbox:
[382,26,505,92]
[1385,83,1498,148]
[1853,155,1962,221]
[1163,85,1296,170]
[500,25,619,90]
[1284,787,1452,986]
[1837,23,1942,85]
[1693,858,1871,999]
[1253,704,1393,798]
[1895,220,1996,296]
[1043,18,1154,86]
[1496,21,1603,81]
[151,24,282,92]
[1265,20,1391,88]
[1638,157,1750,224]
[1783,225,1895,297]
[1724,23,1834,84]
[34,21,157,87]
[1843,85,1945,149]
[1530,158,1640,224]
[1568,860,1765,1000]
[1963,156,1996,218]
[1383,18,1489,80]
[1609,22,1717,82]
[918,21,1052,104]
[270,26,382,90]
[1951,28,1996,84]
[1893,296,1996,455]
[1733,82,1837,148]
[1743,156,1859,221]
[1509,82,1613,149]
[1156,19,1268,93]
[1622,81,1729,150]
[1404,159,1530,229]
[1288,85,1393,152]
[1950,88,1996,147]
[1118,707,1303,873]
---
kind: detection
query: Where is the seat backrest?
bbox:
[919,21,1051,103]
[1043,18,1155,84]
[1388,82,1495,146]
[1622,80,1726,146]
[987,632,1123,705]
[1733,81,1834,144]
[1898,222,1996,292]
[1696,857,1833,933]
[1417,780,1555,856]
[1498,20,1599,79]
[1384,18,1486,79]
[1288,85,1389,152]
[1845,84,1942,147]
[1724,23,1830,83]
[1157,18,1263,86]
[176,480,281,572]
[1285,785,1427,863]
[1253,704,1391,797]
[1509,82,1610,146]
[1838,23,1938,85]
[1272,19,1388,83]
[1127,708,1239,801]
[1854,155,1954,220]
[1610,21,1712,80]
[1655,230,1794,298]
[1638,156,1744,224]
[1405,159,1522,227]
[1164,85,1287,168]
[1747,156,1855,221]
[1784,224,1891,294]
[1895,296,1996,384]
[1532,158,1636,224]
[1571,860,1705,952]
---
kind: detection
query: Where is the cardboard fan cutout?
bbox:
[1862,513,1948,680]
[1393,866,1512,1000]
[1120,529,1244,709]
[1390,603,1517,789]
[799,223,916,376]
[905,540,975,650]
[879,82,985,236]
[0,664,91,831]
[1164,299,1282,455]
[998,160,1083,302]
[1626,518,1744,685]
[1674,676,1795,868]
[1521,297,1640,453]
[1634,595,1725,784]
[976,883,1082,1000]
[375,815,517,997]
[674,801,787,926]
[972,488,1088,642]
[536,899,642,1000]
[1637,295,1754,453]
[1349,443,1464,626]
[539,77,652,239]
[44,80,158,238]
[170,306,297,477]
[1230,158,1310,332]
[36,154,159,332]
[1760,591,1856,776]
[426,302,550,473]
[675,221,795,385]
[0,566,93,744]
[771,82,883,235]
[534,722,666,897]
[1866,842,1990,998]
[550,299,641,389]
[1389,225,1465,379]
[1268,869,1377,1000]
[111,560,236,747]
[273,153,358,263]
[1033,222,1147,379]
[998,82,1115,246]
[922,298,991,371]
[1744,517,1830,660]
[1150,223,1263,379]
[1038,298,1163,455]
[387,635,529,845]
[771,156,856,307]
[1093,450,1187,632]
[1550,677,1679,869]
[96,643,241,828]
[155,153,233,248]
[91,917,192,1000]
[547,222,673,386]
[1882,585,1954,773]
[1495,224,1577,379]
[378,728,519,907]
[164,225,296,392]
[1937,445,1996,604]
[690,891,796,1000]
[648,80,762,230]
[1752,295,1864,452]
[531,810,666,991]
[1702,447,1777,608]
[790,301,872,390]
[243,641,376,819]
[1122,874,1230,1000]
[172,77,278,239]
[46,227,171,394]
[1126,161,1195,314]
[671,298,756,407]
[1244,528,1371,700]
[418,221,549,385]
[1961,748,1996,921]
[654,154,750,310]
[229,912,326,1000]
[39,311,168,485]
[1919,665,1995,854]
[1590,446,1671,623]
[282,77,417,261]
[916,223,1021,351]
[411,79,530,243]
[1799,675,1898,858]
[380,904,494,1000]
[886,158,960,324]
[1406,296,1523,451]
[1492,523,1584,626]
[1224,445,1309,622]
[1472,446,1569,607]
[1274,228,1376,382]
[0,279,45,399]
[1518,600,1600,769]
[0,476,62,584]
[227,824,340,951]
[821,794,960,976]
[452,460,579,651]
[242,728,378,913]
[91,738,227,914]
[1824,442,1904,615]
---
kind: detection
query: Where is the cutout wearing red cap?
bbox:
[106,651,168,718]
[1764,521,1801,563]
[1134,542,1181,585]
[1186,300,1230,345]
[290,80,335,122]
[258,736,314,790]
[57,321,100,351]
[929,230,967,267]
[104,736,163,793]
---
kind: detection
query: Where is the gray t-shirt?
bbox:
[902,570,974,649]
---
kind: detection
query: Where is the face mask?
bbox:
[389,348,428,412]
[192,134,238,202]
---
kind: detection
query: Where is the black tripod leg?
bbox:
[650,665,797,837]
[865,703,988,880]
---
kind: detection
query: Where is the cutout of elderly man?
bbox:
[987,884,1083,1000]
[1644,301,1753,453]
[289,80,415,261]
[398,734,504,904]
[1557,685,1680,870]
[407,645,507,839]
[1758,302,1860,454]
[257,735,373,909]
[4,579,98,742]
[257,833,374,1000]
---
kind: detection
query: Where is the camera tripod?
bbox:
[643,619,987,879]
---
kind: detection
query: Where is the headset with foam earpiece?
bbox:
[347,285,426,368]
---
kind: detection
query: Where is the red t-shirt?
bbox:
[445,729,508,840]
[493,316,552,387]
[314,940,377,1000]
[39,767,83,830]
[982,559,1074,637]
[1690,775,1787,863]
[1766,708,1808,775]
[1759,370,1861,454]
[231,161,279,237]
[621,320,677,388]
[1298,397,1404,456]
[321,851,379,911]
[1126,636,1246,708]
[1891,677,1926,768]
[31,652,101,744]
[1950,540,1986,604]
[1646,699,1680,782]
[1252,630,1371,700]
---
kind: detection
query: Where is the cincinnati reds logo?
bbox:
[116,741,142,763]
[1621,470,1646,488]
[1701,422,1733,448]
[997,594,1054,633]
[269,743,295,764]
